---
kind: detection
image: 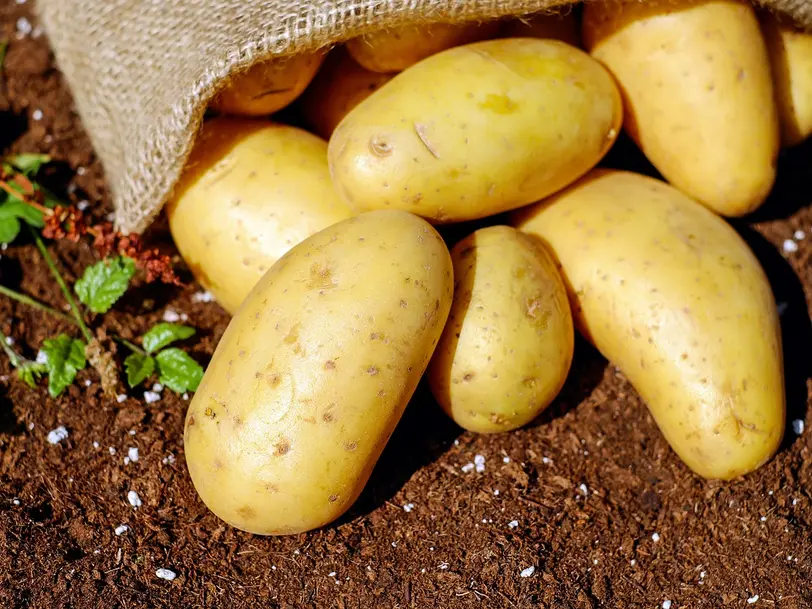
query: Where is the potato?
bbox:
[328,38,622,224]
[511,169,785,480]
[500,10,582,47]
[210,52,325,116]
[183,209,454,535]
[427,226,574,433]
[759,11,812,146]
[166,118,353,314]
[582,0,779,217]
[345,21,500,73]
[299,48,395,139]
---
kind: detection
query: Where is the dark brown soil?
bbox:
[1,2,811,608]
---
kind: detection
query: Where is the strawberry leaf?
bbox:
[155,348,203,393]
[142,323,195,354]
[74,256,136,314]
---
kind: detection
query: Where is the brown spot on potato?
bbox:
[237,505,256,520]
[268,374,282,387]
[204,407,216,419]
[399,300,408,308]
[367,366,380,376]
[490,413,508,425]
[523,377,537,389]
[324,360,336,370]
[345,441,358,452]
[328,494,338,503]
[187,415,195,427]
[369,135,393,157]
[213,458,224,470]
[307,263,338,293]
[463,373,475,382]
[273,438,291,456]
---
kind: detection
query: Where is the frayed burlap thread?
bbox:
[35,0,812,235]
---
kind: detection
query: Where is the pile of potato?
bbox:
[173,0,810,536]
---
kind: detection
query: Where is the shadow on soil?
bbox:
[748,137,812,223]
[339,380,462,522]
[732,225,812,451]
[0,388,24,436]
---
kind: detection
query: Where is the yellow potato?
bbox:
[183,210,454,535]
[299,48,395,139]
[166,118,353,314]
[759,11,812,146]
[346,21,500,73]
[427,226,574,433]
[328,38,622,224]
[210,52,325,116]
[582,0,779,217]
[500,9,582,47]
[511,169,785,480]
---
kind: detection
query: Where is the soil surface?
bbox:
[1,2,811,608]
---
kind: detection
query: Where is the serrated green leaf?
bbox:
[7,153,51,177]
[124,352,155,388]
[142,323,196,354]
[41,335,87,398]
[17,362,48,388]
[74,256,136,314]
[0,215,20,244]
[0,198,45,228]
[155,348,204,393]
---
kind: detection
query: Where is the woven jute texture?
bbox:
[36,0,812,235]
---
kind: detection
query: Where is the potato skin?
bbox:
[346,21,500,73]
[511,169,785,480]
[183,210,454,535]
[166,119,353,314]
[582,0,779,217]
[759,11,812,146]
[500,10,582,47]
[328,38,622,224]
[210,52,325,116]
[428,226,574,433]
[299,48,395,139]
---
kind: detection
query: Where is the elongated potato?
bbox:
[184,210,454,535]
[760,11,812,146]
[210,52,325,116]
[299,48,395,139]
[329,38,622,224]
[500,10,582,47]
[428,226,574,433]
[511,169,785,480]
[582,0,779,217]
[346,21,500,73]
[166,119,353,314]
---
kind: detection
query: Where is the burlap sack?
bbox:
[35,0,812,235]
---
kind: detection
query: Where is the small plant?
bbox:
[0,154,204,398]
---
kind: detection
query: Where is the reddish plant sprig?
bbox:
[0,170,182,286]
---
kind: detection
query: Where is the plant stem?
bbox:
[0,328,23,368]
[0,283,77,325]
[114,336,146,356]
[30,228,93,343]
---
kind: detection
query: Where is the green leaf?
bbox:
[0,198,45,228]
[155,348,204,393]
[74,256,136,314]
[142,323,196,354]
[0,215,20,244]
[7,153,51,177]
[41,335,87,398]
[17,362,48,389]
[124,352,155,388]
